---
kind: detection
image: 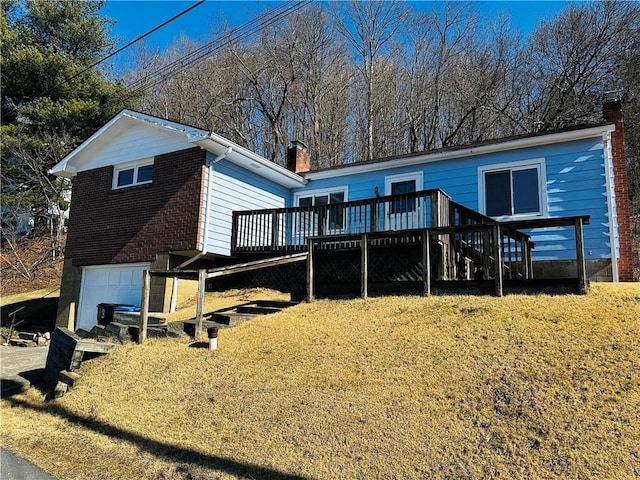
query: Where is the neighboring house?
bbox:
[1,154,71,236]
[50,102,634,330]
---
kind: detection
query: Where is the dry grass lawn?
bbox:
[1,283,639,479]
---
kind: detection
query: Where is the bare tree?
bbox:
[401,3,480,150]
[523,1,640,130]
[283,6,351,168]
[336,0,408,161]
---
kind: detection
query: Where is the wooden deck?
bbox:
[138,190,590,342]
[229,190,590,297]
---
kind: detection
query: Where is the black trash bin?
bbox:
[96,303,120,326]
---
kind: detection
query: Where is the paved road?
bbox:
[0,448,58,480]
[0,345,49,397]
[1,345,57,479]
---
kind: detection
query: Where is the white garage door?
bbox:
[77,263,150,330]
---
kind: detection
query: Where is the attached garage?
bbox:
[76,263,150,330]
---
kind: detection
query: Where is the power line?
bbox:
[60,0,205,86]
[123,0,301,95]
[122,1,311,99]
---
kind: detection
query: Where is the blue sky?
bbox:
[101,1,571,72]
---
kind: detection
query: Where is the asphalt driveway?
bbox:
[0,345,49,397]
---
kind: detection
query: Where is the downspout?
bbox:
[170,147,232,313]
[602,132,619,282]
[201,146,233,252]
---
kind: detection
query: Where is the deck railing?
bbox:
[233,189,441,252]
[231,188,532,264]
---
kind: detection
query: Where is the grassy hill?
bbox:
[2,284,639,479]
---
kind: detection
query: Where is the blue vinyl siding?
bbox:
[202,155,289,256]
[294,137,611,261]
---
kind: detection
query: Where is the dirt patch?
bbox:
[1,236,64,296]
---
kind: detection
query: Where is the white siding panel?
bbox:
[77,122,193,172]
[202,166,285,256]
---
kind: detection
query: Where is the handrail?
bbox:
[231,188,532,253]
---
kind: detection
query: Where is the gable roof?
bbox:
[50,110,306,188]
[303,123,616,180]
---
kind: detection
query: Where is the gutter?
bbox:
[196,133,307,187]
[304,125,616,181]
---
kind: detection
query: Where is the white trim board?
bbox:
[304,125,615,181]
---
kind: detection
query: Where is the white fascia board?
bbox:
[304,125,616,181]
[195,134,307,188]
[49,111,128,178]
[120,110,209,141]
[49,110,209,178]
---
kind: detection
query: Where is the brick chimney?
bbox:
[287,140,310,174]
[603,99,635,281]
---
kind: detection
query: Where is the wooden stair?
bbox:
[207,300,298,326]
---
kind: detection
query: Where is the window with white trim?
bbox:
[113,160,154,189]
[479,159,546,218]
[294,187,347,233]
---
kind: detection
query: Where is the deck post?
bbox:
[574,217,588,294]
[422,229,431,296]
[139,270,150,344]
[493,225,504,297]
[528,242,534,279]
[521,240,529,279]
[195,269,206,338]
[307,239,314,301]
[231,212,239,253]
[430,191,440,227]
[361,234,368,299]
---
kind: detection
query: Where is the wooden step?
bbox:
[206,299,299,326]
[235,305,283,315]
[253,300,299,308]
[209,312,255,326]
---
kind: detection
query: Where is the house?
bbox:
[50,101,634,331]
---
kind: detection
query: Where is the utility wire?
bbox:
[123,0,299,94]
[122,1,311,99]
[60,0,205,86]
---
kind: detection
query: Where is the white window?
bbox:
[294,187,348,234]
[478,159,547,219]
[112,159,154,189]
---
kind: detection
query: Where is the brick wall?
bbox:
[603,100,635,281]
[65,147,206,266]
